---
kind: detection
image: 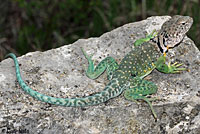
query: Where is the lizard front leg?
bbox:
[133,30,158,47]
[155,55,186,73]
[81,48,119,80]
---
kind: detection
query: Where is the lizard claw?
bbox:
[81,48,93,59]
[146,29,158,39]
[172,62,183,67]
[168,61,187,73]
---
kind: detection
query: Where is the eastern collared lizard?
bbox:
[5,15,193,119]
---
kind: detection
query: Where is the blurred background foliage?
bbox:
[0,0,199,60]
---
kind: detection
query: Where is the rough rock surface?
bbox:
[0,16,199,134]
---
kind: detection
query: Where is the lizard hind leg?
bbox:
[124,78,158,119]
[124,89,157,119]
[81,48,119,80]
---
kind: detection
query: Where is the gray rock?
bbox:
[0,16,199,134]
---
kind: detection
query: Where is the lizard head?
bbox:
[159,15,193,51]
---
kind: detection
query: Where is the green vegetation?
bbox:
[0,0,199,60]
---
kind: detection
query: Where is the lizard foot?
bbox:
[167,61,187,73]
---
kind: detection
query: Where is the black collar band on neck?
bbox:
[157,37,164,53]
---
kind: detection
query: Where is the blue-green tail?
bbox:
[6,53,126,107]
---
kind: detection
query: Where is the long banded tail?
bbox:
[6,53,126,107]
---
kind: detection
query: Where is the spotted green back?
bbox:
[112,42,161,83]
